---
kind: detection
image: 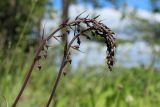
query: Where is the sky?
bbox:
[48,0,160,68]
[127,0,151,10]
[53,0,152,11]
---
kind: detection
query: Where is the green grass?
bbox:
[1,50,160,107]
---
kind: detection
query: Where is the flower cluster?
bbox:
[56,15,116,71]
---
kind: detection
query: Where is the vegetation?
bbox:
[11,15,116,107]
[0,0,160,107]
[1,60,160,107]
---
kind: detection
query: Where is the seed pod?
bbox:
[68,59,72,64]
[44,54,47,59]
[63,70,67,76]
[77,26,80,33]
[45,44,49,50]
[74,26,77,36]
[87,36,91,40]
[41,46,45,51]
[35,55,41,61]
[91,31,95,36]
[73,45,79,49]
[77,37,81,45]
[36,60,42,71]
[38,64,42,71]
[66,30,70,34]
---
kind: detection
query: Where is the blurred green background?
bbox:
[0,0,160,107]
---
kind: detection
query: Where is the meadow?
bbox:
[0,46,160,107]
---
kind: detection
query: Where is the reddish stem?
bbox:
[12,27,63,107]
[12,42,45,107]
[45,34,79,107]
